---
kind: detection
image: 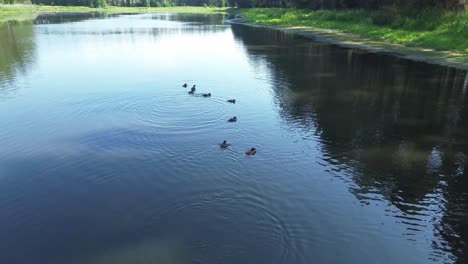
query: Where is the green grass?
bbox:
[0,10,35,22]
[240,8,468,54]
[0,4,228,22]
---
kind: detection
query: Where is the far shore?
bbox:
[0,5,228,22]
[1,4,467,70]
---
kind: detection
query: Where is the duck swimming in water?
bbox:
[219,140,231,149]
[201,93,211,97]
[228,116,237,122]
[189,86,196,94]
[182,83,188,88]
[245,148,256,156]
[227,99,236,104]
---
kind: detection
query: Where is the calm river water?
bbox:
[0,13,467,264]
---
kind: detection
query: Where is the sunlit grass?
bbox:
[0,11,36,22]
[240,8,468,54]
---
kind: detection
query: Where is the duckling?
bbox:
[228,116,237,122]
[219,140,231,149]
[202,93,211,97]
[227,99,236,104]
[182,83,188,88]
[245,147,256,156]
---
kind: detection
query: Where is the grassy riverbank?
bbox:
[240,8,468,54]
[0,4,228,22]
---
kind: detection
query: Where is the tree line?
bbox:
[1,0,466,10]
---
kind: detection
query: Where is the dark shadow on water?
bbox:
[0,154,184,264]
[231,24,468,262]
[0,151,290,264]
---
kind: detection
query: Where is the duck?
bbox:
[219,140,231,149]
[191,85,196,90]
[227,99,236,104]
[245,148,256,156]
[189,86,196,94]
[182,83,188,88]
[228,116,237,122]
[201,93,211,97]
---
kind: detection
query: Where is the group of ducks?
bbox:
[182,83,257,156]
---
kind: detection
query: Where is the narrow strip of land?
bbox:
[0,5,228,22]
[235,8,468,70]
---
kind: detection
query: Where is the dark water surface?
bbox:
[1,13,467,264]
